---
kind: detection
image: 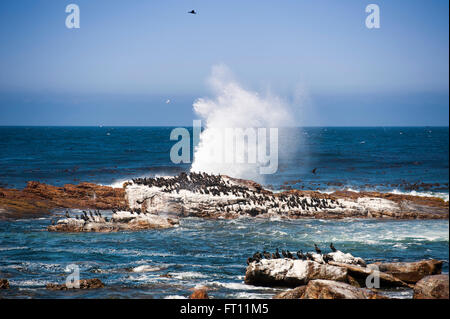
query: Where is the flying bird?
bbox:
[188,10,197,14]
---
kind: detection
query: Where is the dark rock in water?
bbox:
[301,279,388,299]
[368,259,443,284]
[273,286,307,299]
[46,278,105,290]
[189,287,209,299]
[0,278,10,289]
[413,275,449,299]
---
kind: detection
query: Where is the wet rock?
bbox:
[273,286,306,299]
[328,261,411,288]
[244,259,348,288]
[301,279,388,299]
[368,259,443,283]
[0,278,10,289]
[413,275,449,299]
[189,287,209,299]
[47,213,178,232]
[46,278,105,290]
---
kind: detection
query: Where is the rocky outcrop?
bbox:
[413,275,449,299]
[301,280,387,299]
[46,278,105,290]
[0,182,126,219]
[244,259,348,287]
[368,259,443,283]
[1,173,448,220]
[0,278,10,289]
[47,212,178,232]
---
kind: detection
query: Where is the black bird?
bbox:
[275,248,281,259]
[188,10,197,14]
[263,251,271,259]
[247,257,254,265]
[305,252,314,260]
[65,211,70,218]
[330,243,337,252]
[314,243,322,254]
[286,250,294,259]
[281,249,288,258]
[312,168,318,174]
[297,250,305,260]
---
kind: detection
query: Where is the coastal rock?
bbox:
[368,259,443,283]
[324,251,366,266]
[328,261,411,288]
[46,278,105,290]
[244,259,348,287]
[47,212,178,232]
[0,182,126,219]
[413,275,449,299]
[189,287,210,299]
[301,279,387,299]
[0,278,10,289]
[273,286,306,299]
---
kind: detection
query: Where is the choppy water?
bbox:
[0,215,448,299]
[0,126,448,298]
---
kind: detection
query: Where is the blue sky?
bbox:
[0,0,448,126]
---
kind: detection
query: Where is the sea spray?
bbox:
[190,65,297,181]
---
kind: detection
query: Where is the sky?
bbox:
[0,0,448,126]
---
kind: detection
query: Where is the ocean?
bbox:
[0,126,448,298]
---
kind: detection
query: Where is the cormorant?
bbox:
[281,250,287,258]
[65,211,70,218]
[275,248,281,259]
[188,10,197,14]
[286,250,293,259]
[314,244,322,254]
[263,251,271,259]
[297,250,305,260]
[330,243,337,252]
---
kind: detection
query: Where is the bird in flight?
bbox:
[188,10,197,14]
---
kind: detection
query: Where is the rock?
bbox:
[327,251,366,266]
[301,279,388,299]
[244,259,348,287]
[46,278,104,290]
[47,212,179,232]
[368,259,443,283]
[273,286,306,299]
[0,278,10,289]
[328,261,411,288]
[413,275,449,299]
[189,287,209,299]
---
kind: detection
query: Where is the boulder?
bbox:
[328,261,411,288]
[326,251,366,267]
[368,259,443,283]
[301,279,388,299]
[244,258,348,287]
[189,287,209,299]
[273,286,307,299]
[413,275,449,299]
[46,278,104,290]
[0,278,10,289]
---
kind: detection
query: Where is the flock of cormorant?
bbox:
[246,243,338,264]
[131,172,342,217]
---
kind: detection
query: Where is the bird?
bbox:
[188,10,197,14]
[263,251,271,259]
[65,211,70,218]
[312,168,318,174]
[296,250,305,260]
[314,243,322,254]
[286,250,294,259]
[275,248,281,259]
[330,243,337,252]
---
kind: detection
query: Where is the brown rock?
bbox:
[46,278,104,290]
[369,259,443,283]
[328,261,412,288]
[0,278,10,289]
[273,286,306,299]
[189,287,209,299]
[413,275,449,299]
[301,279,388,299]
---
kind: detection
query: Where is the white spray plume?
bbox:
[190,64,296,182]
